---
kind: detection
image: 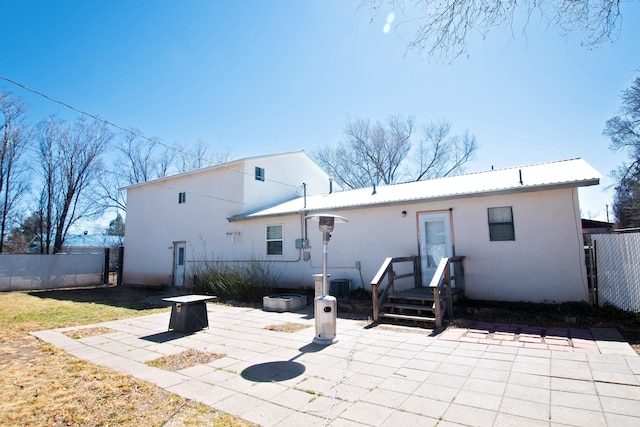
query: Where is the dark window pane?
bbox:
[267,241,283,255]
[488,207,515,241]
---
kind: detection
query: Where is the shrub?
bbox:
[189,259,280,303]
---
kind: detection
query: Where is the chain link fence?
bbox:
[586,231,640,312]
[0,253,106,291]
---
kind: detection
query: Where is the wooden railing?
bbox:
[370,255,465,326]
[370,256,421,321]
[429,256,465,327]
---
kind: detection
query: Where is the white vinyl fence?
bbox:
[586,231,640,312]
[0,253,105,291]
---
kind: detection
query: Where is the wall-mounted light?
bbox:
[401,210,407,217]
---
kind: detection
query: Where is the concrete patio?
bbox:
[32,303,640,426]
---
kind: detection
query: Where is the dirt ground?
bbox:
[0,287,255,427]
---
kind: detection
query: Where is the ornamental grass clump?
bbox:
[190,258,280,303]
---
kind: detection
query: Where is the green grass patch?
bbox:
[0,287,168,342]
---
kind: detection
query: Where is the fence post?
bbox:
[591,239,598,307]
[103,248,110,285]
[117,246,124,286]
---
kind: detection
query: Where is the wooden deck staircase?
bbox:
[371,256,465,328]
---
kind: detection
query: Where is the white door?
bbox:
[419,213,453,287]
[173,242,186,287]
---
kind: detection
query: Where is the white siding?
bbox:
[228,188,589,302]
[242,152,333,209]
[124,153,590,302]
[123,165,246,286]
[123,152,334,287]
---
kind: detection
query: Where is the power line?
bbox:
[18,142,262,210]
[0,75,202,162]
[0,75,300,189]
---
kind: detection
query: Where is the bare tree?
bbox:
[176,140,210,173]
[315,116,414,189]
[363,0,630,59]
[99,131,178,212]
[407,121,478,181]
[118,132,159,184]
[604,76,640,227]
[36,116,112,253]
[0,92,30,252]
[315,115,476,189]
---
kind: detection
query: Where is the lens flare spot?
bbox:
[383,12,395,33]
[386,12,395,24]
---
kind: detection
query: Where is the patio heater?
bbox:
[306,214,349,345]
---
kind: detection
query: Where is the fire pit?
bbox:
[262,294,307,312]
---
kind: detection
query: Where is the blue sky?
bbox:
[2,0,639,222]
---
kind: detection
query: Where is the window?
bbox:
[178,192,186,204]
[266,224,283,255]
[488,207,515,241]
[255,166,265,182]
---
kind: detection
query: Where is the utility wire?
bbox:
[19,142,260,209]
[0,75,300,189]
[0,75,201,161]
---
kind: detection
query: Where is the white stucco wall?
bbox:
[242,152,334,209]
[227,187,589,302]
[123,164,246,286]
[123,152,334,287]
[124,158,589,302]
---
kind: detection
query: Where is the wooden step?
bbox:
[388,294,436,302]
[383,302,435,311]
[387,296,445,306]
[380,312,437,323]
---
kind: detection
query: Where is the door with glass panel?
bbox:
[173,242,186,287]
[419,213,452,287]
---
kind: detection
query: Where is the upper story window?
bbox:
[178,192,186,204]
[255,166,265,182]
[266,224,283,255]
[488,206,515,241]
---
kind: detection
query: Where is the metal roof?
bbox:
[229,158,601,221]
[62,234,123,247]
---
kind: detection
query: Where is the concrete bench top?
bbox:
[161,295,217,304]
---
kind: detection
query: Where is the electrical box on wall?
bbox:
[295,238,309,249]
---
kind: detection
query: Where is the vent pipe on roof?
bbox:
[372,183,377,195]
[519,169,523,185]
[303,182,307,209]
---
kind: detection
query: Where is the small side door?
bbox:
[419,212,453,286]
[173,241,186,287]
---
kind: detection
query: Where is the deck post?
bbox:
[445,261,453,318]
[372,283,379,321]
[432,286,442,328]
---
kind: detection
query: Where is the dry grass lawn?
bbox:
[0,287,254,427]
[3,285,639,426]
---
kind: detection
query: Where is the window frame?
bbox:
[266,224,284,256]
[178,192,186,204]
[255,166,265,182]
[488,206,515,241]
